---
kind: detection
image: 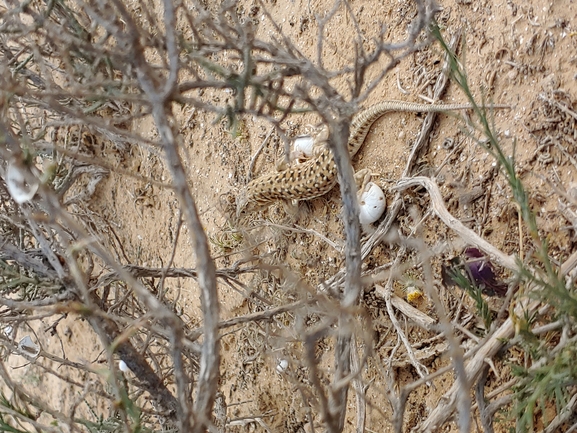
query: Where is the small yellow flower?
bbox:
[405,286,424,303]
[400,273,425,304]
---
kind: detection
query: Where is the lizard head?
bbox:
[218,187,252,221]
[235,188,249,218]
[235,187,261,218]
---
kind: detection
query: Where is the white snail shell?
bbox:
[119,360,129,372]
[292,135,315,159]
[5,162,38,204]
[18,335,40,359]
[276,358,289,373]
[359,182,386,225]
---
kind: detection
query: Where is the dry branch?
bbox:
[0,0,461,431]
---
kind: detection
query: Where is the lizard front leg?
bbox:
[276,125,329,171]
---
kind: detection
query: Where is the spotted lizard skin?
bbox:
[237,100,485,215]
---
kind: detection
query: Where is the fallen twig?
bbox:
[394,176,517,271]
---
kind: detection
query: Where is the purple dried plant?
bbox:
[463,247,508,297]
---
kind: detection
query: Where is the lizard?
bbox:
[236,100,503,217]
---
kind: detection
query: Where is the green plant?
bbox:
[434,24,577,432]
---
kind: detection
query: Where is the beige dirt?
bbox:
[7,0,577,431]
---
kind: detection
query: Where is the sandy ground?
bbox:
[5,0,577,431]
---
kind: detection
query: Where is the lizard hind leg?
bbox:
[354,168,373,191]
[282,198,300,217]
